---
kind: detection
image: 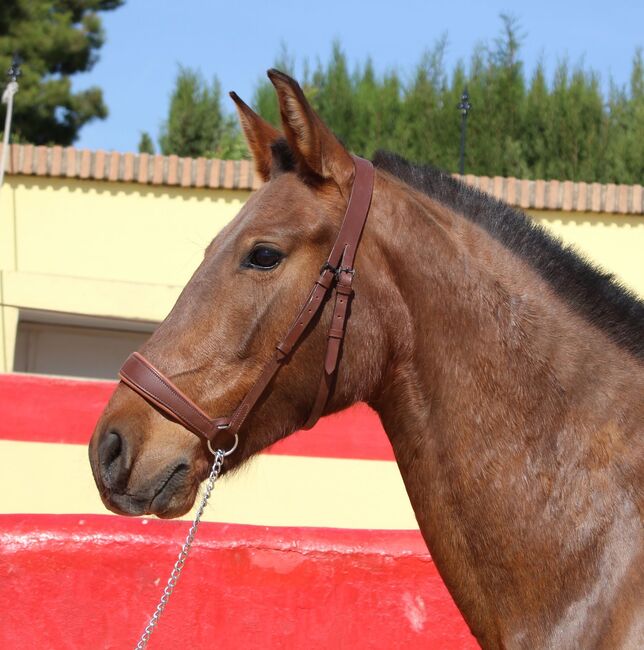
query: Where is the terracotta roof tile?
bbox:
[222,161,235,189]
[562,181,574,211]
[107,152,120,182]
[1,144,641,214]
[180,158,193,187]
[575,182,587,212]
[51,146,63,176]
[93,150,106,180]
[79,150,91,179]
[519,180,532,209]
[195,157,206,188]
[534,179,546,209]
[493,176,504,201]
[166,155,179,185]
[546,180,561,210]
[617,185,629,214]
[151,155,164,185]
[21,144,34,175]
[208,159,221,188]
[64,147,76,177]
[136,153,149,184]
[505,177,517,205]
[605,184,616,213]
[632,185,642,213]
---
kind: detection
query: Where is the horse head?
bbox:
[88,71,389,518]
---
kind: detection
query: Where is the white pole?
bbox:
[0,79,19,190]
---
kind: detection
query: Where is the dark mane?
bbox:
[373,151,644,360]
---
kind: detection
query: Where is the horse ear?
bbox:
[267,69,354,191]
[230,91,282,182]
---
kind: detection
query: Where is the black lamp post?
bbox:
[457,87,471,176]
[7,53,22,83]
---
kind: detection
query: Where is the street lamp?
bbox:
[457,87,471,176]
[0,54,22,191]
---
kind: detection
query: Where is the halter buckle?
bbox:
[320,261,338,276]
[320,261,355,281]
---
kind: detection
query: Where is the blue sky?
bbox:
[72,0,643,153]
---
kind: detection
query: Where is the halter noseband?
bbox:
[118,155,374,452]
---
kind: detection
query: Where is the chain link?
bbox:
[134,449,225,650]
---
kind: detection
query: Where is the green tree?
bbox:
[604,49,644,183]
[252,43,296,127]
[0,0,124,145]
[159,66,246,159]
[523,62,551,178]
[137,131,154,154]
[311,41,356,146]
[249,17,642,184]
[396,37,449,165]
[546,61,606,181]
[465,15,528,177]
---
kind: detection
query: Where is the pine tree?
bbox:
[0,0,124,145]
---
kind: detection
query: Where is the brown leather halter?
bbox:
[118,155,374,453]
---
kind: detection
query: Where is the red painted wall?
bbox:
[0,515,478,649]
[0,374,479,648]
[0,373,394,460]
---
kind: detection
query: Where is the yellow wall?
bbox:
[0,177,248,370]
[0,175,642,372]
[0,174,642,530]
[530,210,643,295]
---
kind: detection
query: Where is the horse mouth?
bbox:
[98,462,197,519]
[149,463,192,516]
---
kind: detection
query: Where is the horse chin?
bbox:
[95,462,201,519]
[149,486,198,519]
[99,487,197,520]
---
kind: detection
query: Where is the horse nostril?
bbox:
[98,429,129,490]
[103,431,121,465]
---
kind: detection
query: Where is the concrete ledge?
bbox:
[0,514,477,649]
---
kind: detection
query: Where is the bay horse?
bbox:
[89,70,643,648]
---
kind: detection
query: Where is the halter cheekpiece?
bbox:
[119,155,374,452]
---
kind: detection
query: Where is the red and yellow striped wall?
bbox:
[0,374,478,648]
[4,146,640,648]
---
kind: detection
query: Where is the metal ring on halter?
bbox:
[207,432,239,457]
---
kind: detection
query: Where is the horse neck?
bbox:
[365,172,643,645]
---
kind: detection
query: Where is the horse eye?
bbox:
[246,246,283,270]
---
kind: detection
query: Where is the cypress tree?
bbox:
[247,18,642,183]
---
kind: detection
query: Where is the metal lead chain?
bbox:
[134,449,226,650]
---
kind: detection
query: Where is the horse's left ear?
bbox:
[230,91,283,182]
[267,69,354,193]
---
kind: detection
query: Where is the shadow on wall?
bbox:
[9,177,252,205]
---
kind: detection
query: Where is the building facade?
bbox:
[0,144,642,647]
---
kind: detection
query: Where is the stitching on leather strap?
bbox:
[120,356,213,432]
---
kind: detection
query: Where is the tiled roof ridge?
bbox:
[1,143,642,214]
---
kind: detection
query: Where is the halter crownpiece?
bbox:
[119,155,375,452]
